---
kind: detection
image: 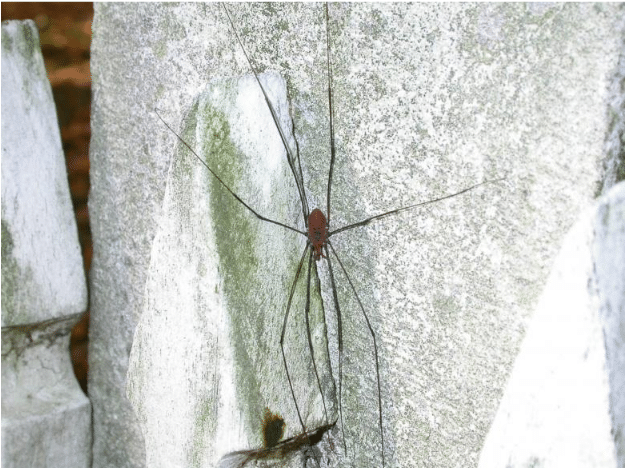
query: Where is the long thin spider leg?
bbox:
[292,136,309,229]
[328,240,385,468]
[280,245,322,468]
[324,2,337,227]
[312,256,338,418]
[322,245,347,457]
[329,177,506,237]
[304,249,330,425]
[156,110,306,237]
[281,245,311,431]
[221,3,310,225]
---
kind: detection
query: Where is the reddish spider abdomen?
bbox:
[307,208,328,261]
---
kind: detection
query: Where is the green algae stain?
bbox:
[180,81,281,450]
[1,219,17,318]
[179,76,331,459]
[1,218,38,325]
[191,395,215,467]
[199,103,266,431]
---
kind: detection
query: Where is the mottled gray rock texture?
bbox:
[90,4,624,467]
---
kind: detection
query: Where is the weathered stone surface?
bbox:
[90,4,623,467]
[1,19,90,468]
[478,182,624,468]
[126,72,331,467]
[2,316,90,468]
[595,185,625,467]
[1,20,87,326]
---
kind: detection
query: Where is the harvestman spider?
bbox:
[156,3,504,467]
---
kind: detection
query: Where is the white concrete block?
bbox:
[1,19,90,468]
[1,20,87,325]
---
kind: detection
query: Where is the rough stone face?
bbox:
[1,19,90,468]
[478,182,624,468]
[126,72,332,467]
[2,317,90,468]
[1,20,87,326]
[90,4,624,467]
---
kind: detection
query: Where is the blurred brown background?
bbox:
[2,2,93,394]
